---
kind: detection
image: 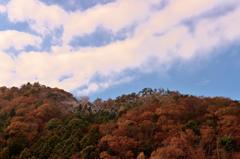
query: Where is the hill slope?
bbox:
[0,83,239,159]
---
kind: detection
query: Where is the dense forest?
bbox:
[0,83,239,159]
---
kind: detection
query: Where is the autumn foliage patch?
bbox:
[0,83,239,159]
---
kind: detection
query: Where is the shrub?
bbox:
[185,120,200,135]
[205,119,217,128]
[46,118,62,130]
[220,136,236,152]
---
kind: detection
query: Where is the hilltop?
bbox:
[0,83,239,159]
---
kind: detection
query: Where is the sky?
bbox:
[0,0,240,100]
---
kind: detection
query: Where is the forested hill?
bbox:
[0,83,240,159]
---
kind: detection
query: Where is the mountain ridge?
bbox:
[0,83,239,159]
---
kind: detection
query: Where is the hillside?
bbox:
[0,83,239,159]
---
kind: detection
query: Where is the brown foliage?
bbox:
[1,85,240,159]
[98,91,240,159]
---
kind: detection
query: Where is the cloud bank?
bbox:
[0,0,240,96]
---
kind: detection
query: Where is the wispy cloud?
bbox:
[0,30,41,51]
[0,0,240,96]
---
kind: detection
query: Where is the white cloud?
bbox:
[0,4,6,13]
[1,0,240,95]
[7,38,144,91]
[76,76,133,96]
[7,0,66,35]
[6,0,159,43]
[62,0,160,43]
[0,30,41,51]
[0,52,14,86]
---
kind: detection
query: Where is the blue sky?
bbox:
[0,0,240,100]
[91,44,240,100]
